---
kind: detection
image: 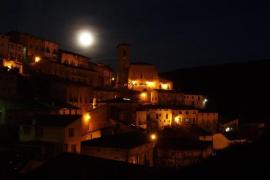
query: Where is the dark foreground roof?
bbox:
[22,115,81,127]
[82,132,149,149]
[21,153,179,180]
[21,133,270,180]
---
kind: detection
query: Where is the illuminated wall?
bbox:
[30,60,99,86]
[7,31,44,62]
[59,50,89,68]
[136,108,219,132]
[0,34,24,62]
[128,64,159,91]
[2,59,23,73]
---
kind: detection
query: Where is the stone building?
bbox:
[81,131,213,168]
[136,105,218,133]
[20,115,82,153]
[116,44,173,91]
[81,132,154,166]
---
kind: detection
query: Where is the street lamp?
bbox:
[150,133,157,141]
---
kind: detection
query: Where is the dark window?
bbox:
[166,114,168,119]
[35,126,43,138]
[156,114,159,119]
[123,49,127,56]
[63,144,68,152]
[71,144,76,153]
[68,128,75,137]
[23,126,31,135]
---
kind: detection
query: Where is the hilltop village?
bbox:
[0,31,263,171]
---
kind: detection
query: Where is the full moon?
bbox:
[78,31,94,47]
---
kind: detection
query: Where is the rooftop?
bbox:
[138,104,200,110]
[82,132,149,149]
[22,115,81,127]
[0,98,78,110]
[59,49,91,60]
[98,97,136,104]
[6,31,59,44]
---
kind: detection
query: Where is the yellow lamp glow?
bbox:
[146,81,155,88]
[150,133,157,141]
[3,61,13,69]
[140,92,147,100]
[161,83,169,90]
[174,116,182,124]
[34,56,41,63]
[131,80,137,85]
[83,113,91,123]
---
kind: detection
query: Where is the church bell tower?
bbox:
[117,43,130,88]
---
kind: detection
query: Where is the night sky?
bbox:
[1,0,270,71]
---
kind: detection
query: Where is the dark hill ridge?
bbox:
[161,60,270,122]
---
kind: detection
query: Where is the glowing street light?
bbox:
[140,92,147,100]
[83,112,91,131]
[78,30,94,47]
[146,81,155,88]
[161,83,169,90]
[34,56,41,63]
[83,112,91,122]
[225,127,232,132]
[150,133,157,141]
[174,115,182,124]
